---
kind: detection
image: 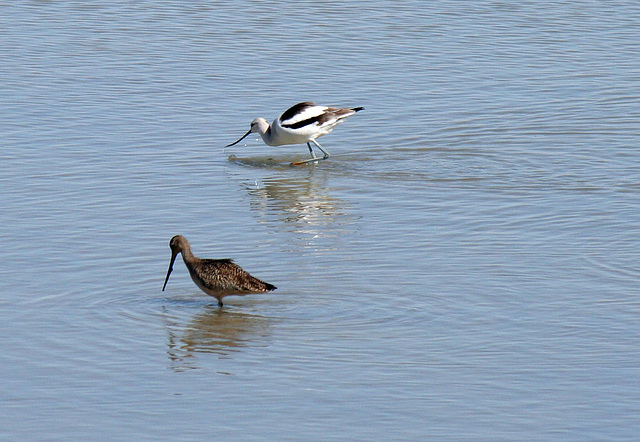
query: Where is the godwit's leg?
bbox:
[291,141,330,165]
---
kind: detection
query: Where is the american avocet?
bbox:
[225,102,364,165]
[162,235,276,307]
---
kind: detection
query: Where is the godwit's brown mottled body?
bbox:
[162,235,276,307]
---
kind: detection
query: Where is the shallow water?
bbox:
[1,0,639,439]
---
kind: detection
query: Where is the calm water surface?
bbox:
[1,1,639,439]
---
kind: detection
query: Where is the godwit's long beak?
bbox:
[162,250,178,291]
[225,129,252,148]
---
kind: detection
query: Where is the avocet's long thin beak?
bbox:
[225,129,252,148]
[162,250,178,291]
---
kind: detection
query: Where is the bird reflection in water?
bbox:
[163,305,270,371]
[246,172,357,240]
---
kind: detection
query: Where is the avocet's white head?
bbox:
[225,118,271,147]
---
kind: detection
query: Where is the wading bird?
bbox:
[225,101,363,165]
[162,235,276,307]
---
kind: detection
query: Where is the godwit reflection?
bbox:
[164,305,270,371]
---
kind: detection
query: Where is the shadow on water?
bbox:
[162,304,270,372]
[227,154,287,169]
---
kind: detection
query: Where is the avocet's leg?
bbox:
[307,142,317,160]
[291,140,330,165]
[311,139,330,160]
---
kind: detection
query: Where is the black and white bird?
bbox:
[225,102,364,165]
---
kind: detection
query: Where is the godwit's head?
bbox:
[169,235,189,252]
[225,118,270,147]
[163,235,190,291]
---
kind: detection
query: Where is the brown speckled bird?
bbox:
[162,235,276,307]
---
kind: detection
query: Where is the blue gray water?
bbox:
[1,1,639,439]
